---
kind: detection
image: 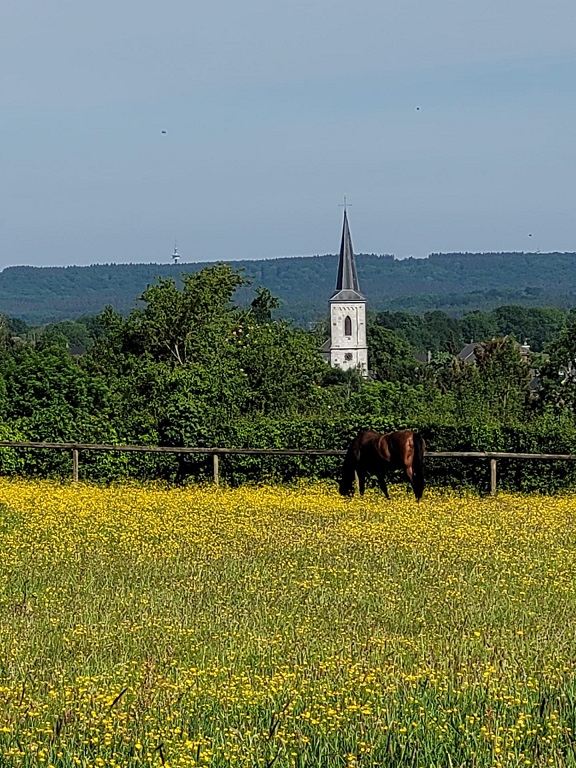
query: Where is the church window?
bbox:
[344,315,352,336]
[344,352,353,361]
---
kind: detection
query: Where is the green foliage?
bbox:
[235,321,326,414]
[0,423,26,475]
[249,286,281,324]
[2,344,95,421]
[460,311,498,347]
[172,414,576,492]
[81,268,331,469]
[123,265,247,366]
[490,305,567,352]
[453,338,532,426]
[538,318,576,413]
[2,262,576,492]
[42,319,94,349]
[367,323,422,382]
[376,305,568,354]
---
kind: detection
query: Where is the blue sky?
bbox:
[2,0,576,267]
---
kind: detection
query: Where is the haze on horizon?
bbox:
[2,0,576,270]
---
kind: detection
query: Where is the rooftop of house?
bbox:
[456,337,531,364]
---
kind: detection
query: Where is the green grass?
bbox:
[0,481,576,766]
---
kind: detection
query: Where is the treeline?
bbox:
[2,264,576,492]
[3,251,576,324]
[374,305,570,354]
[9,302,572,359]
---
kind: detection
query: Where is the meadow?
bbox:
[1,481,576,767]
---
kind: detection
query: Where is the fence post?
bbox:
[213,452,219,486]
[72,448,79,483]
[490,458,497,496]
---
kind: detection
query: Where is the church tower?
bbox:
[323,208,368,375]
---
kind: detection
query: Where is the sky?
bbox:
[2,0,576,268]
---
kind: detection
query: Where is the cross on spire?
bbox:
[338,195,352,212]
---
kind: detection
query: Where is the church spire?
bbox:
[321,204,368,375]
[332,208,364,300]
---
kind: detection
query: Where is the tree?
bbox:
[0,341,111,453]
[367,324,422,383]
[421,351,464,395]
[460,311,497,346]
[124,264,247,366]
[236,321,326,415]
[249,287,281,324]
[455,338,531,424]
[43,319,94,349]
[538,320,576,411]
[420,311,462,353]
[373,311,425,349]
[82,265,330,450]
[491,306,567,352]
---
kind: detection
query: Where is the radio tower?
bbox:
[171,241,181,264]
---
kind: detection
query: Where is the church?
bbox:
[320,209,368,375]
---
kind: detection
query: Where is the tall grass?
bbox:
[0,480,576,766]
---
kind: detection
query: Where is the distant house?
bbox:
[456,342,482,365]
[456,337,531,365]
[518,342,531,363]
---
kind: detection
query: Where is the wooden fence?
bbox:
[1,440,576,494]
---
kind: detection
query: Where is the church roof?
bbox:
[330,288,365,302]
[331,209,364,301]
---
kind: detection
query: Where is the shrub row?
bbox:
[2,414,576,494]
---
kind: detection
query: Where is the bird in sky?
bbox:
[161,130,167,134]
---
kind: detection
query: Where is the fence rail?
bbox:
[1,440,576,494]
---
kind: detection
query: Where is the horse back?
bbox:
[384,429,418,467]
[354,428,421,468]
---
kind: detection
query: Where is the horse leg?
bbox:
[376,471,390,499]
[404,464,417,499]
[356,471,366,496]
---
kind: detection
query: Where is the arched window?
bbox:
[344,315,352,336]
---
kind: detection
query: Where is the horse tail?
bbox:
[412,433,426,501]
[339,439,359,497]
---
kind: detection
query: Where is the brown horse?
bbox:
[339,429,426,501]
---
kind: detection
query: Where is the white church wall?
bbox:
[329,301,368,373]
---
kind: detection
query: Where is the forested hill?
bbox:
[2,251,576,324]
